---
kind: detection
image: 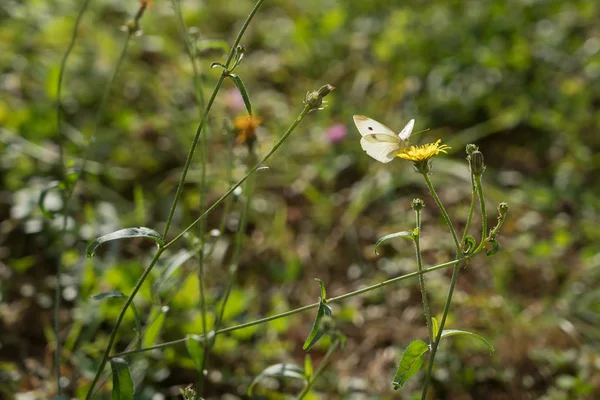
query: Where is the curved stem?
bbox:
[85,248,164,399]
[111,257,466,358]
[420,172,461,400]
[162,0,266,239]
[295,338,341,400]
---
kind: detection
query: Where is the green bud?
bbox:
[470,150,485,176]
[411,198,425,212]
[466,144,479,156]
[498,202,510,216]
[305,84,335,111]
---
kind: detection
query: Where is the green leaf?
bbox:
[227,73,252,116]
[143,307,166,348]
[440,329,494,353]
[315,278,326,300]
[374,231,414,255]
[110,358,134,400]
[303,302,332,351]
[485,238,500,256]
[392,340,430,390]
[186,331,216,372]
[248,363,306,396]
[86,227,163,258]
[210,61,226,70]
[38,180,61,219]
[462,235,476,254]
[91,291,126,300]
[431,317,439,339]
[304,355,313,379]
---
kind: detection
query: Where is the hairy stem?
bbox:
[414,210,433,344]
[295,338,341,400]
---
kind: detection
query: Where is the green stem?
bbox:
[111,257,465,358]
[461,174,477,243]
[420,172,461,400]
[53,1,93,393]
[85,248,165,399]
[414,210,433,344]
[295,338,341,400]
[162,0,266,239]
[475,175,487,246]
[163,105,311,250]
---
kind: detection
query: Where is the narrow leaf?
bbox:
[462,235,476,254]
[431,317,439,339]
[315,278,326,300]
[303,302,332,351]
[304,355,313,379]
[440,329,494,353]
[228,73,252,116]
[374,231,414,255]
[392,340,430,389]
[143,307,166,348]
[86,227,163,258]
[248,363,306,396]
[110,358,134,400]
[210,61,226,70]
[91,291,126,300]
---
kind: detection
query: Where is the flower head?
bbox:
[396,139,451,173]
[234,115,263,150]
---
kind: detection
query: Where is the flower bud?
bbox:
[470,150,485,176]
[305,84,335,111]
[466,144,479,156]
[411,198,425,212]
[498,202,510,216]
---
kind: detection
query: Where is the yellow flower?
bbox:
[234,115,263,145]
[395,139,451,174]
[396,139,450,162]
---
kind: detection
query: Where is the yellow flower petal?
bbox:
[396,139,451,162]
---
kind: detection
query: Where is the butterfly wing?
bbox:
[353,115,402,163]
[398,119,415,140]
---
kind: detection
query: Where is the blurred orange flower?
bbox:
[234,115,263,145]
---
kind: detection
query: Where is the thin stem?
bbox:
[162,0,266,239]
[53,2,93,393]
[420,172,462,400]
[474,175,487,245]
[112,257,465,358]
[414,210,433,344]
[461,174,477,243]
[163,105,311,250]
[85,248,165,399]
[295,338,341,400]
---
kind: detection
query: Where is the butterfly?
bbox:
[353,115,415,163]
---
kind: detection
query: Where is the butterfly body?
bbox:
[353,115,415,163]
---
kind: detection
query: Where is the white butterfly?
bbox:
[353,115,415,163]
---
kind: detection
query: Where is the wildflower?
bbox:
[326,123,347,144]
[396,139,451,174]
[234,115,263,150]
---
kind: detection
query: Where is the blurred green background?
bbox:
[2,0,600,398]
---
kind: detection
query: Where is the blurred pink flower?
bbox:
[325,123,347,144]
[225,88,245,111]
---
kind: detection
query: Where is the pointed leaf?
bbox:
[143,307,166,348]
[228,73,252,116]
[432,317,439,339]
[315,278,326,300]
[304,355,313,379]
[247,363,306,396]
[392,340,430,390]
[91,291,126,300]
[110,358,134,400]
[462,235,476,255]
[303,302,332,351]
[440,329,494,353]
[374,231,414,255]
[86,227,163,258]
[210,61,226,70]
